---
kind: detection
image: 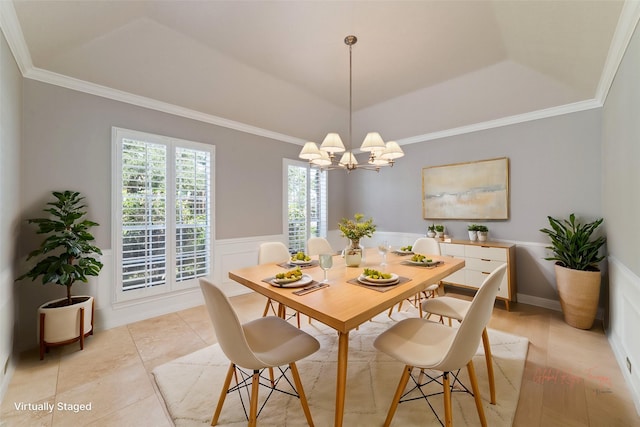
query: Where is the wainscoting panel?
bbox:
[213,234,286,296]
[608,257,640,413]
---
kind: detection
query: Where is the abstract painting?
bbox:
[422,157,509,219]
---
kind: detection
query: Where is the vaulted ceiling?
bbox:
[3,1,639,146]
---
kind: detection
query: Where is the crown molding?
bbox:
[596,0,640,104]
[23,66,306,146]
[0,0,32,75]
[396,98,602,146]
[1,1,638,148]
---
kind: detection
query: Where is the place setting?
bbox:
[277,251,319,269]
[402,253,443,268]
[392,244,414,256]
[348,267,411,292]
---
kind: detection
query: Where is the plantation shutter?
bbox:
[286,161,328,253]
[121,138,168,291]
[175,147,211,282]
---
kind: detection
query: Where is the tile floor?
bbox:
[1,291,639,426]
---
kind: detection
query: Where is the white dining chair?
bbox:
[421,265,507,405]
[373,264,507,427]
[411,237,441,255]
[307,237,334,256]
[258,242,302,327]
[199,278,320,427]
[388,237,442,317]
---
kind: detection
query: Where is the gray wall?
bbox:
[0,30,22,398]
[20,80,347,248]
[602,27,640,277]
[346,109,603,300]
[601,21,640,409]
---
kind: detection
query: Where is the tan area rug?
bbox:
[153,308,529,426]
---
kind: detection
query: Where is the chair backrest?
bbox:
[436,263,507,372]
[199,278,265,370]
[258,241,290,264]
[307,237,334,256]
[412,237,441,255]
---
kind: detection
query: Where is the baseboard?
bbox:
[516,294,562,311]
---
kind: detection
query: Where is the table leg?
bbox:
[335,331,349,427]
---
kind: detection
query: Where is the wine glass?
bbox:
[319,253,333,283]
[378,240,390,266]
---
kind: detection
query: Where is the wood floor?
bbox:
[1,290,639,426]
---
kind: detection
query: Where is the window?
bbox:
[112,128,214,301]
[284,159,327,253]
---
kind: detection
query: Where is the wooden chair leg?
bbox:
[467,360,487,427]
[211,363,235,426]
[296,311,301,328]
[248,370,260,427]
[268,367,275,387]
[443,371,453,427]
[262,299,271,317]
[384,365,412,427]
[290,362,314,426]
[481,328,496,404]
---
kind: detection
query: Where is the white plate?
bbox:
[289,259,313,266]
[406,259,440,267]
[395,249,414,255]
[271,274,313,288]
[357,273,399,286]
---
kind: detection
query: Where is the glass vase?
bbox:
[344,239,364,267]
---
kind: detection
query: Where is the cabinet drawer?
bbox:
[465,258,505,274]
[441,269,465,284]
[465,245,507,261]
[466,270,509,299]
[440,243,465,257]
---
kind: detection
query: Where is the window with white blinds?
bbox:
[112,128,214,301]
[284,159,327,253]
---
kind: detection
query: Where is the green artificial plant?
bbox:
[17,191,103,306]
[338,213,376,241]
[539,213,606,271]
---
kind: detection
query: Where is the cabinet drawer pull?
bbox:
[481,258,491,262]
[482,271,491,275]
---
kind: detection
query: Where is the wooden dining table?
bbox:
[228,247,465,427]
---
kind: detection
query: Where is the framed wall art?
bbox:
[422,157,509,220]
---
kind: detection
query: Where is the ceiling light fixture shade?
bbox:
[299,35,402,173]
[379,141,405,161]
[311,149,332,167]
[360,132,386,152]
[299,142,322,160]
[339,151,359,169]
[320,133,346,153]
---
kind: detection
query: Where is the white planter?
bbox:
[468,230,478,241]
[477,231,488,242]
[38,295,94,359]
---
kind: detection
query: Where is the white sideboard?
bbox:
[439,240,517,310]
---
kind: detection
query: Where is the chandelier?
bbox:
[298,35,404,172]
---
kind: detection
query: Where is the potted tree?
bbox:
[17,191,103,359]
[540,214,606,329]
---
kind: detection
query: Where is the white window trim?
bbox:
[111,127,215,303]
[282,158,328,252]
